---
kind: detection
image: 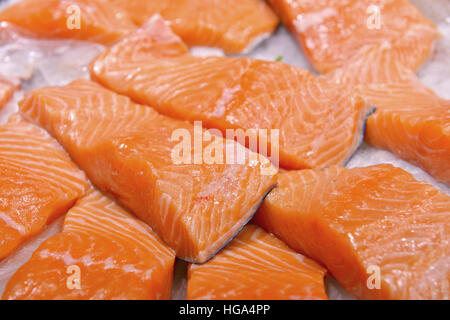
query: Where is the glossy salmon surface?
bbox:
[187,225,328,300]
[0,0,136,45]
[360,83,450,184]
[0,0,278,53]
[90,15,372,170]
[324,40,450,185]
[19,79,276,263]
[255,165,450,299]
[3,190,175,299]
[268,0,438,73]
[0,115,88,260]
[109,0,279,53]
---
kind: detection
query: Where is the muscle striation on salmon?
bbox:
[267,0,438,74]
[0,0,136,45]
[2,190,175,300]
[108,0,279,54]
[324,40,450,185]
[254,164,450,300]
[0,115,89,260]
[0,0,278,53]
[0,78,17,111]
[359,83,450,184]
[187,225,328,300]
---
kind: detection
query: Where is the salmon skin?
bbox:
[254,164,450,300]
[90,15,372,170]
[108,0,279,53]
[187,225,328,300]
[19,79,276,263]
[0,115,89,260]
[0,0,136,45]
[3,189,175,300]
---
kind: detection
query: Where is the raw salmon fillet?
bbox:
[3,190,175,300]
[109,0,279,53]
[0,0,277,53]
[19,79,276,263]
[254,165,450,300]
[0,115,88,261]
[0,0,136,45]
[90,15,372,170]
[359,83,450,184]
[187,225,327,300]
[325,43,450,185]
[268,0,438,73]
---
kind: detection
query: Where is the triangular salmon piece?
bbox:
[187,225,328,300]
[19,79,276,263]
[3,189,175,299]
[0,116,89,260]
[90,15,372,170]
[268,0,438,73]
[254,164,450,299]
[108,0,279,53]
[0,0,136,45]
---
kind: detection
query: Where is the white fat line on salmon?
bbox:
[0,210,26,235]
[170,121,279,176]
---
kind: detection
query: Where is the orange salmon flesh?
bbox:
[0,0,448,301]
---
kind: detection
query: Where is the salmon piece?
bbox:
[19,79,276,263]
[254,164,450,300]
[324,43,450,184]
[0,0,277,52]
[0,0,136,45]
[90,15,372,170]
[358,83,450,184]
[268,0,438,73]
[109,0,279,53]
[0,78,17,111]
[187,225,327,300]
[0,115,88,261]
[3,190,175,300]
